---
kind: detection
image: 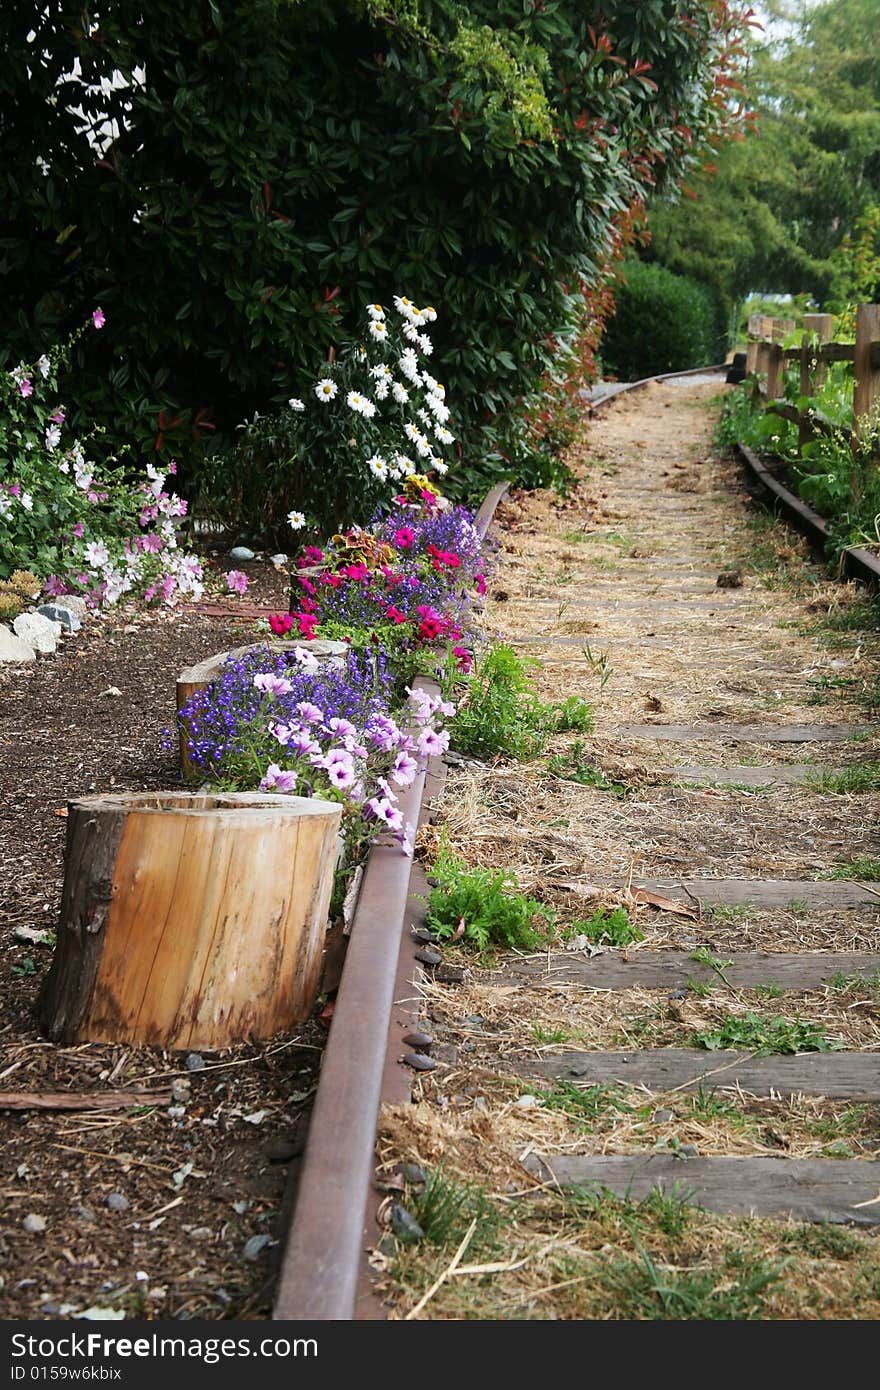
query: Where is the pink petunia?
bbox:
[261,764,298,793]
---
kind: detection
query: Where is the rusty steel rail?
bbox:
[736,442,880,589]
[273,483,509,1322]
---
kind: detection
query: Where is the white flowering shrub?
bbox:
[198,295,456,544]
[0,313,204,606]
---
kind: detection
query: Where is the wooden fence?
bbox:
[746,304,880,454]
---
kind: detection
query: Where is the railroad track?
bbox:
[273,368,880,1320]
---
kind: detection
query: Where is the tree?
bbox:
[0,1,752,499]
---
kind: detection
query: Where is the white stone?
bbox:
[0,624,36,663]
[13,612,61,654]
[37,602,81,632]
[228,545,255,562]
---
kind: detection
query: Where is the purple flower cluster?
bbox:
[178,644,394,775]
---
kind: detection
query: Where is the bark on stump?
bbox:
[39,791,342,1049]
[176,639,349,779]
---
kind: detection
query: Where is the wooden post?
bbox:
[754,317,774,385]
[765,324,784,399]
[38,791,342,1048]
[852,302,880,442]
[177,638,349,779]
[798,314,834,451]
[745,313,765,374]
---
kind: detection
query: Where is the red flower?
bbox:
[268,613,294,635]
[386,606,407,624]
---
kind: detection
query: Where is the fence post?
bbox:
[765,323,784,399]
[799,313,833,451]
[745,313,764,374]
[754,316,774,384]
[852,302,880,442]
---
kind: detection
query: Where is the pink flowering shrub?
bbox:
[1,314,203,605]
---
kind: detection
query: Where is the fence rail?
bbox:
[746,304,880,454]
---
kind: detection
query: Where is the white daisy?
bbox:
[402,322,420,343]
[370,363,392,380]
[432,459,449,475]
[403,421,420,443]
[434,424,454,444]
[414,433,432,458]
[422,306,438,323]
[315,378,338,401]
[398,349,420,383]
[367,454,388,479]
[346,390,366,413]
[288,398,305,411]
[369,320,388,342]
[366,303,385,321]
[393,294,417,322]
[417,333,433,356]
[391,381,409,404]
[288,510,306,530]
[375,378,390,400]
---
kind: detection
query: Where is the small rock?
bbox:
[565,933,591,953]
[185,1052,205,1071]
[166,1106,186,1121]
[652,1108,674,1125]
[242,1233,272,1261]
[667,987,688,1001]
[514,1094,544,1110]
[188,1227,213,1241]
[13,926,52,946]
[265,1138,301,1163]
[411,927,438,945]
[401,1162,426,1186]
[390,1203,424,1244]
[243,1109,267,1125]
[401,1052,438,1072]
[13,612,60,654]
[22,1214,47,1234]
[269,554,288,569]
[0,624,36,663]
[434,964,466,984]
[76,1206,97,1224]
[401,1031,433,1050]
[105,1192,129,1212]
[716,570,743,589]
[37,602,81,633]
[414,947,442,967]
[171,1078,191,1103]
[229,546,255,562]
[679,1143,700,1157]
[100,686,122,698]
[462,1014,485,1028]
[472,1096,489,1111]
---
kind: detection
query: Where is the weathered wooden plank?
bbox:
[617,879,880,909]
[618,723,872,744]
[522,1154,880,1226]
[511,1049,880,1100]
[670,764,835,787]
[0,1090,172,1112]
[490,951,879,991]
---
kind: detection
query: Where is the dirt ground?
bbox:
[379,378,880,1320]
[0,557,325,1320]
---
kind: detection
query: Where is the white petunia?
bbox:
[288,398,305,411]
[37,355,51,379]
[315,378,338,402]
[287,510,306,530]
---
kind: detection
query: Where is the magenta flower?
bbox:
[226,569,249,595]
[92,308,106,330]
[296,701,324,724]
[18,378,33,398]
[367,796,404,831]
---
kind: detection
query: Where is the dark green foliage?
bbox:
[0,1,751,505]
[425,850,555,954]
[601,261,724,380]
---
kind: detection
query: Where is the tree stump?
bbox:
[176,639,349,779]
[39,791,342,1049]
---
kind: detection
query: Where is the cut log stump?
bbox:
[176,639,349,779]
[39,791,341,1049]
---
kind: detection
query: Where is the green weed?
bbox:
[825,857,880,880]
[523,1081,630,1128]
[691,1011,838,1056]
[568,907,643,947]
[806,764,880,794]
[449,644,593,761]
[425,849,555,955]
[546,742,628,796]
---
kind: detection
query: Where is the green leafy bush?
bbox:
[0,1,752,500]
[568,907,642,946]
[601,261,725,380]
[449,643,592,760]
[425,850,555,954]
